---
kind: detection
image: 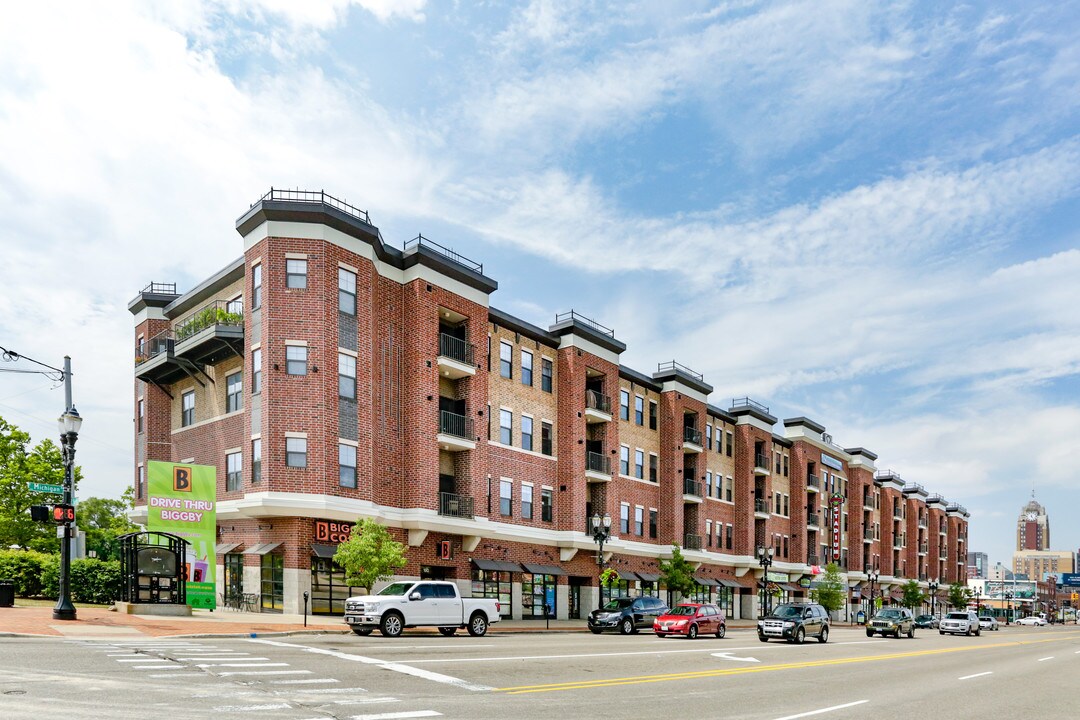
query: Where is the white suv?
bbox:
[940,610,981,636]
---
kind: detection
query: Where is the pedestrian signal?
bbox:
[52,504,75,524]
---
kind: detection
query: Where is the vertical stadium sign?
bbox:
[147,461,217,609]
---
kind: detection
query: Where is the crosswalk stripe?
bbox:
[217,670,313,676]
[268,679,341,685]
[212,703,292,712]
[347,712,442,720]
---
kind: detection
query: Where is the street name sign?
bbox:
[28,482,63,495]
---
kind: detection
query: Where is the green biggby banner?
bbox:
[147,461,217,609]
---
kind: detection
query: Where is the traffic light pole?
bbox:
[53,356,77,621]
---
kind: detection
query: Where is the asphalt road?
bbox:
[2,624,1078,719]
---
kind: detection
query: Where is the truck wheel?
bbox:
[619,618,634,635]
[759,636,769,643]
[794,627,805,644]
[380,612,404,638]
[818,627,829,643]
[467,612,489,637]
[866,629,874,637]
[939,630,945,635]
[438,627,456,637]
[351,626,373,636]
[716,624,726,639]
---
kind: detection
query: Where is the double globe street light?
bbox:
[54,405,83,621]
[757,545,775,617]
[590,512,612,610]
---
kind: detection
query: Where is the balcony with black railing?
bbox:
[585,451,611,482]
[437,333,476,379]
[806,474,821,492]
[919,542,928,555]
[683,478,702,501]
[806,554,820,566]
[684,534,703,551]
[754,498,770,517]
[754,453,770,475]
[438,492,474,519]
[806,512,820,528]
[437,410,475,452]
[682,426,703,452]
[584,390,612,423]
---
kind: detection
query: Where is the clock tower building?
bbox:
[1016,498,1049,551]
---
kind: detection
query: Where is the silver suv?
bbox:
[939,610,981,636]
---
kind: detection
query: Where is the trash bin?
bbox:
[856,610,866,625]
[0,579,14,608]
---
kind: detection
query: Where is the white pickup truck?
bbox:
[343,580,502,637]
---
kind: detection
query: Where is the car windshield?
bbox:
[771,605,806,618]
[602,598,634,611]
[668,606,698,616]
[946,612,969,619]
[876,609,903,618]
[377,582,414,596]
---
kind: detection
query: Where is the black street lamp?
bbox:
[757,546,775,617]
[868,568,880,617]
[1005,591,1012,625]
[928,578,939,620]
[54,405,83,621]
[590,512,612,610]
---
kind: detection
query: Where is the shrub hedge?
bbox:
[0,549,122,604]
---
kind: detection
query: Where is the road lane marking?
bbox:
[196,663,291,668]
[774,700,868,720]
[1037,657,1054,661]
[711,652,760,663]
[331,698,400,705]
[347,712,441,720]
[269,678,341,685]
[212,704,292,712]
[249,639,490,692]
[959,672,993,680]
[495,633,1080,694]
[217,670,313,676]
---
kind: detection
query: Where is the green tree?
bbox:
[659,544,696,603]
[0,415,82,552]
[947,582,971,610]
[333,518,407,592]
[900,579,925,610]
[810,562,845,614]
[78,496,139,561]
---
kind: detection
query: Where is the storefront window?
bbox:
[522,573,556,619]
[472,569,512,618]
[639,581,660,598]
[260,554,284,613]
[689,585,712,603]
[310,557,364,615]
[716,586,734,616]
[224,553,243,605]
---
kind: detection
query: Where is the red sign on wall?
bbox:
[314,520,355,544]
[830,494,844,563]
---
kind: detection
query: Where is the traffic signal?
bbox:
[52,504,75,524]
[29,505,50,522]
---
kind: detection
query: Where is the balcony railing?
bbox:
[806,512,820,527]
[438,333,475,365]
[731,397,769,414]
[893,538,904,549]
[754,453,770,470]
[658,360,703,381]
[254,187,371,224]
[683,426,702,445]
[754,498,770,515]
[438,492,474,518]
[174,300,243,342]
[405,233,483,274]
[135,329,173,365]
[586,451,610,474]
[683,478,702,497]
[918,517,928,528]
[893,508,904,520]
[807,474,820,490]
[683,534,703,551]
[586,390,611,414]
[554,310,615,338]
[806,554,820,566]
[862,496,877,510]
[957,533,966,542]
[919,542,929,554]
[439,410,473,439]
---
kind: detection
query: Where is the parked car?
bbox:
[866,607,915,638]
[588,595,668,634]
[914,614,939,629]
[1017,615,1047,626]
[757,602,830,644]
[940,610,981,636]
[343,581,501,637]
[654,603,726,639]
[978,616,999,631]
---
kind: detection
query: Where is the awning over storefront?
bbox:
[523,563,565,576]
[242,542,282,555]
[716,579,743,588]
[618,570,641,581]
[637,573,660,582]
[695,577,718,586]
[215,542,241,554]
[311,543,338,559]
[779,583,802,593]
[471,558,523,573]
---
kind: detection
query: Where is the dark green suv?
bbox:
[866,607,915,638]
[757,602,830,643]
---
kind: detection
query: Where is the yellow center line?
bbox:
[494,633,1080,695]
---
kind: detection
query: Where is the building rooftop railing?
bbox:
[875,469,903,482]
[254,188,371,224]
[731,397,769,414]
[142,282,177,295]
[554,310,614,338]
[405,233,483,275]
[657,360,702,381]
[904,482,926,493]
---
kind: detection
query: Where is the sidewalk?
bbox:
[0,603,758,639]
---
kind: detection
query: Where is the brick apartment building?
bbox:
[129,189,970,619]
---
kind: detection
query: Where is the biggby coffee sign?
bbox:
[314,520,355,544]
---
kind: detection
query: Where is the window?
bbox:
[620,503,630,534]
[338,268,356,315]
[776,453,782,473]
[634,396,644,425]
[649,510,657,539]
[500,341,512,378]
[226,451,242,491]
[137,465,144,499]
[541,358,552,392]
[137,399,144,433]
[226,372,242,413]
[252,263,262,310]
[251,439,261,484]
[260,553,284,612]
[286,437,307,468]
[339,353,356,399]
[706,471,713,496]
[619,390,630,420]
[541,421,553,456]
[706,520,712,546]
[620,445,630,475]
[706,424,713,449]
[649,400,657,430]
[499,409,512,445]
[726,476,733,502]
[726,524,733,550]
[286,258,307,289]
[634,449,644,479]
[649,454,658,482]
[286,345,307,375]
[783,455,789,477]
[226,296,243,315]
[715,426,722,452]
[635,506,644,536]
[783,494,789,516]
[181,391,195,427]
[252,349,262,394]
[521,416,533,452]
[500,479,512,516]
[521,350,533,386]
[726,431,733,457]
[541,488,553,522]
[522,484,533,519]
[339,443,357,488]
[775,492,781,514]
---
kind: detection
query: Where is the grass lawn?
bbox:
[14,598,112,609]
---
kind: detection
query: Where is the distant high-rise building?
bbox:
[1017,498,1049,550]
[967,551,988,578]
[1013,550,1074,582]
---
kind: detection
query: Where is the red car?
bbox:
[654,603,726,639]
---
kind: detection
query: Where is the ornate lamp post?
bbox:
[54,404,83,621]
[928,578,939,620]
[757,546,775,617]
[590,512,612,610]
[1005,591,1012,625]
[868,568,880,617]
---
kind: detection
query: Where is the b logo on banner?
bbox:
[173,466,193,492]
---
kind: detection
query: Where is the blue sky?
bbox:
[1,0,1078,570]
